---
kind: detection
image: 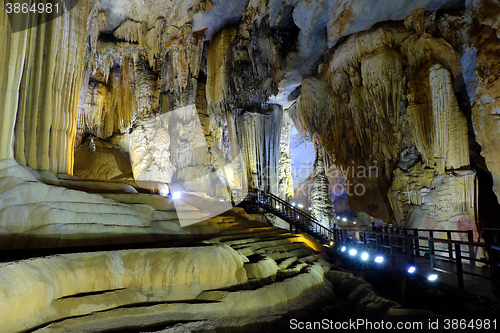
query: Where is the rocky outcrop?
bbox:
[311,143,334,228]
[73,138,133,180]
[2,0,91,174]
[298,18,476,234]
[0,198,333,332]
[278,111,294,200]
[466,0,500,203]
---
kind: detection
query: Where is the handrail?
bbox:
[241,189,499,301]
[373,226,472,234]
[246,188,335,233]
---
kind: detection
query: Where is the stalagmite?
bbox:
[311,142,334,228]
[278,111,294,200]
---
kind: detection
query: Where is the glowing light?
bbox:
[408,266,416,274]
[342,218,347,222]
[428,274,438,281]
[353,222,357,225]
[329,241,334,246]
[172,191,182,200]
[308,207,312,211]
[298,204,304,209]
[341,246,346,252]
[375,256,384,263]
[337,216,340,220]
[349,249,357,256]
[361,253,369,260]
[291,202,296,207]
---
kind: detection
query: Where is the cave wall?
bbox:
[297,13,477,233]
[2,0,500,234]
[2,0,91,174]
[467,0,500,204]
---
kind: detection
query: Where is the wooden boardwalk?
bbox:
[241,188,500,302]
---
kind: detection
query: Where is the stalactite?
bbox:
[206,26,238,117]
[299,19,471,223]
[236,106,283,194]
[6,0,91,174]
[407,61,469,173]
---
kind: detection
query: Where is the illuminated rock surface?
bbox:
[2,0,500,330]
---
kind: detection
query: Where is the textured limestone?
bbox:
[2,0,91,174]
[311,143,334,228]
[278,111,294,200]
[236,106,283,194]
[73,138,133,180]
[466,3,500,202]
[388,164,478,239]
[0,205,332,333]
[298,20,474,231]
[0,244,248,333]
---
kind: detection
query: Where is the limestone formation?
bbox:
[2,0,500,330]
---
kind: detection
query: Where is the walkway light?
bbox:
[408,266,416,274]
[428,274,438,281]
[349,249,357,256]
[341,246,346,252]
[361,252,369,260]
[374,256,384,263]
[172,191,182,200]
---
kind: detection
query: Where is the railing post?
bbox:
[429,239,435,270]
[414,232,420,258]
[489,245,499,302]
[447,231,453,260]
[390,236,395,267]
[406,234,414,263]
[467,230,475,263]
[455,243,464,289]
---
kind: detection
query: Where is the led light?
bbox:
[342,218,347,222]
[353,222,357,225]
[172,191,182,200]
[408,266,416,274]
[329,241,334,246]
[291,203,296,207]
[361,253,369,260]
[298,204,304,208]
[374,256,384,263]
[349,249,357,256]
[428,274,438,281]
[337,216,340,220]
[341,246,346,252]
[308,207,312,211]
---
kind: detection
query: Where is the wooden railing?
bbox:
[241,188,500,301]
